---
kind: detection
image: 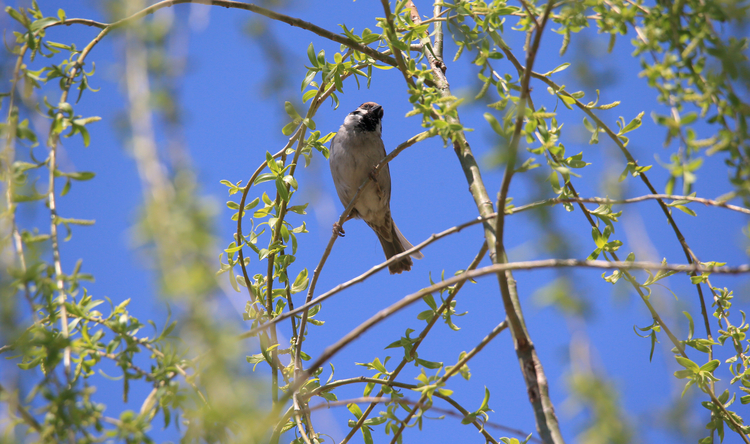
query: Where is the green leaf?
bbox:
[281,121,297,136]
[302,89,317,103]
[596,101,620,110]
[619,111,644,134]
[483,113,504,136]
[56,171,95,181]
[673,205,697,216]
[302,117,316,130]
[254,173,275,185]
[675,356,700,372]
[275,177,290,201]
[245,197,260,210]
[699,360,719,373]
[542,63,570,76]
[284,101,301,120]
[307,42,317,67]
[415,358,442,369]
[291,269,309,294]
[347,403,363,419]
[478,387,491,412]
[30,17,57,32]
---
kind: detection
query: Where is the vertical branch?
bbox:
[2,44,36,319]
[432,3,444,59]
[47,132,71,379]
[399,0,564,441]
[491,2,563,442]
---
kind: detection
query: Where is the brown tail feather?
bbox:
[376,228,414,274]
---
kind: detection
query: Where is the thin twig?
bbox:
[379,0,417,87]
[306,377,539,443]
[390,320,509,443]
[269,257,750,409]
[3,44,37,321]
[491,1,563,442]
[510,194,750,216]
[340,242,488,443]
[42,0,399,70]
[532,72,748,439]
[240,208,483,341]
[518,0,540,28]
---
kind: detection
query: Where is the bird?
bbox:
[328,102,423,274]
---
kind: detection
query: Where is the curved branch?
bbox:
[305,378,537,443]
[340,242,488,443]
[239,207,483,341]
[510,194,750,216]
[46,0,398,69]
[390,320,509,443]
[269,257,750,416]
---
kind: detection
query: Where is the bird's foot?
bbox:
[333,222,346,237]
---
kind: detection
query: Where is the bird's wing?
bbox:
[375,137,392,205]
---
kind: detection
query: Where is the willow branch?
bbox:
[3,44,37,320]
[43,0,398,69]
[306,378,535,443]
[379,0,416,87]
[240,208,481,341]
[495,36,736,436]
[510,194,750,216]
[270,257,750,409]
[340,242,488,444]
[390,320,509,443]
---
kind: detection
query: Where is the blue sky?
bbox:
[6,1,750,443]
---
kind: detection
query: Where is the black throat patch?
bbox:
[357,112,380,132]
[354,102,383,133]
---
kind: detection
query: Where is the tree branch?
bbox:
[266,256,750,425]
[510,194,750,216]
[490,1,563,442]
[390,320,509,443]
[339,242,488,443]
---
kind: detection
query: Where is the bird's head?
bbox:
[343,102,384,135]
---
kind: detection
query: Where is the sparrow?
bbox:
[329,102,423,274]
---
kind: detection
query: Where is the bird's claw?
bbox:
[333,222,346,237]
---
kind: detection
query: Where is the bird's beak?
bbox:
[371,104,383,119]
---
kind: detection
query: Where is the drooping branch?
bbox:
[43,0,399,69]
[487,1,563,441]
[340,242,488,443]
[263,256,750,410]
[494,36,746,440]
[389,320,509,443]
[510,194,750,216]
